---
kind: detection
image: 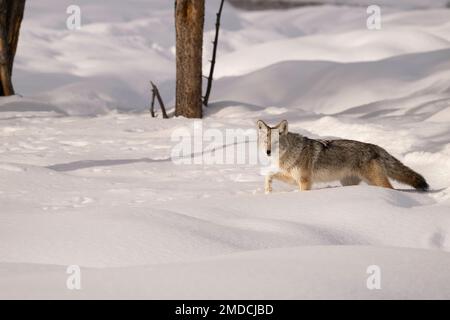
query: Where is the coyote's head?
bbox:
[256,120,288,158]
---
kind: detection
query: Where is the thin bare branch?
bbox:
[203,0,225,107]
[150,81,169,119]
[150,85,156,118]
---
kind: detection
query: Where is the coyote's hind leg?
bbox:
[361,160,393,189]
[340,176,362,186]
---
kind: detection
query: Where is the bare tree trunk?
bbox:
[0,0,26,96]
[175,0,204,118]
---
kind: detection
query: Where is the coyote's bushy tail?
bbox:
[377,148,429,191]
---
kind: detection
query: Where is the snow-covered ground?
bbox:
[1,0,450,299]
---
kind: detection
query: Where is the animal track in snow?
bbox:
[60,141,90,147]
[0,163,24,172]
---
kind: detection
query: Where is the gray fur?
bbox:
[258,120,429,193]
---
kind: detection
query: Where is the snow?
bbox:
[2,246,450,299]
[1,0,450,299]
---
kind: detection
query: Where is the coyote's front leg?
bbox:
[291,168,312,191]
[265,175,273,194]
[299,176,312,191]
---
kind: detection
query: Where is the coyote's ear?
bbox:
[277,120,288,135]
[257,120,268,130]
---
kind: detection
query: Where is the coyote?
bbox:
[257,120,429,193]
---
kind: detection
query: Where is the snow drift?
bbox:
[1,0,449,299]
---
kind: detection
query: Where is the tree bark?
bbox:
[0,0,26,96]
[175,0,204,118]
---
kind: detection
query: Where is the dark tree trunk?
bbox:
[175,0,204,118]
[0,0,25,96]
